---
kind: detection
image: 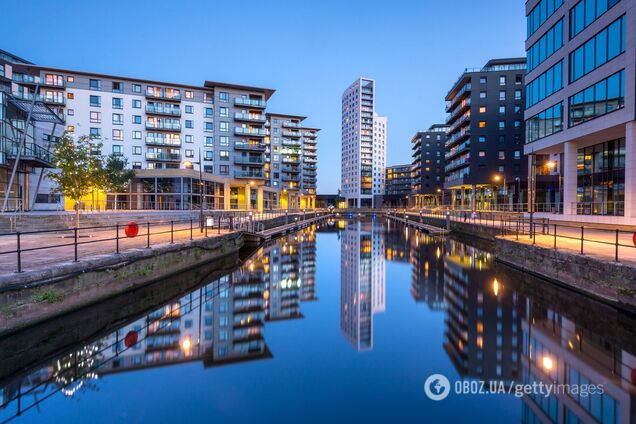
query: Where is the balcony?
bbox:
[145,121,181,131]
[446,99,471,124]
[282,175,301,182]
[145,152,181,161]
[303,163,316,171]
[5,142,54,168]
[234,98,266,108]
[304,170,317,177]
[281,165,301,173]
[445,140,471,161]
[304,150,317,157]
[145,89,182,101]
[41,78,66,88]
[302,131,317,138]
[234,170,265,179]
[447,113,470,135]
[235,127,267,137]
[235,141,266,151]
[282,130,301,138]
[282,156,301,164]
[282,139,302,147]
[444,157,470,173]
[446,83,471,112]
[282,121,302,129]
[12,74,38,85]
[146,104,181,117]
[234,155,265,165]
[234,112,266,123]
[42,95,66,106]
[445,129,470,148]
[145,136,181,147]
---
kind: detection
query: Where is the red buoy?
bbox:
[125,221,139,237]
[633,232,636,247]
[124,331,138,348]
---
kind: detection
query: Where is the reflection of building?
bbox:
[408,229,445,311]
[340,219,385,351]
[0,229,317,420]
[443,240,523,383]
[383,164,412,208]
[520,305,636,423]
[384,219,411,263]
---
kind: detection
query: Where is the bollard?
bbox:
[116,224,120,254]
[553,224,557,249]
[170,221,174,244]
[615,229,619,262]
[147,222,150,248]
[16,232,22,273]
[190,219,193,240]
[74,227,79,262]
[580,226,584,254]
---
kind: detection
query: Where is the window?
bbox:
[67,92,74,99]
[89,79,101,90]
[515,90,522,100]
[219,107,228,117]
[185,120,193,129]
[526,60,563,108]
[132,99,141,108]
[219,136,229,146]
[498,151,506,160]
[132,115,141,124]
[185,135,193,143]
[479,106,487,113]
[479,121,486,128]
[205,122,213,132]
[90,111,101,123]
[112,129,123,141]
[185,90,194,99]
[479,151,486,157]
[514,120,522,128]
[514,150,521,159]
[204,151,213,161]
[515,105,522,114]
[499,135,506,143]
[498,166,505,173]
[498,121,506,129]
[479,91,487,99]
[527,0,564,38]
[219,165,229,175]
[220,122,229,132]
[132,84,141,93]
[515,75,522,85]
[527,19,564,72]
[569,69,624,127]
[185,149,194,158]
[112,82,123,93]
[220,150,229,161]
[132,131,141,140]
[185,105,193,114]
[479,77,487,84]
[112,113,123,125]
[568,15,625,83]
[67,109,74,116]
[133,146,142,155]
[90,95,101,107]
[219,92,229,102]
[205,136,214,146]
[204,165,213,173]
[499,90,506,101]
[132,161,142,169]
[499,76,507,86]
[499,106,506,115]
[67,75,74,83]
[90,127,101,137]
[112,145,123,156]
[112,97,123,109]
[478,136,486,143]
[570,0,621,39]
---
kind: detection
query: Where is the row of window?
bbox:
[569,15,625,83]
[526,60,564,108]
[86,95,219,115]
[527,19,564,72]
[527,0,564,38]
[569,69,624,127]
[526,102,564,143]
[570,0,621,38]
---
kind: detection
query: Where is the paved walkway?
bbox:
[402,210,636,266]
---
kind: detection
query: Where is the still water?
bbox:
[1,218,635,423]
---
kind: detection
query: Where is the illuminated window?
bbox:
[479,121,486,128]
[479,106,486,113]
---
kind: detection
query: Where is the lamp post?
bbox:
[493,175,506,211]
[183,148,205,231]
[515,177,521,212]
[545,160,561,213]
[436,188,443,208]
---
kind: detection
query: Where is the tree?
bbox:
[102,154,136,210]
[48,134,103,228]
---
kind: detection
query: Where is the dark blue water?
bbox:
[1,218,634,423]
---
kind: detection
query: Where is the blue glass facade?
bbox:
[569,69,625,127]
[526,60,564,108]
[527,0,565,38]
[570,0,621,38]
[527,19,564,72]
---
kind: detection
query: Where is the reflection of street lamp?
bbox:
[436,188,443,207]
[542,355,553,371]
[493,175,506,210]
[492,278,501,296]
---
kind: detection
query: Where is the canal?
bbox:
[0,218,634,423]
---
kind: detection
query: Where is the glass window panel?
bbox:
[607,19,621,59]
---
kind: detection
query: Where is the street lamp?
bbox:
[436,188,443,207]
[545,160,562,213]
[183,148,205,231]
[493,174,506,211]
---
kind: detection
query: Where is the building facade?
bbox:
[445,58,528,211]
[341,78,387,208]
[0,49,318,212]
[411,125,448,207]
[383,164,412,208]
[524,0,635,224]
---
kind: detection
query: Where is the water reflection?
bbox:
[0,219,635,423]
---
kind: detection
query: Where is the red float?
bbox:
[633,232,636,247]
[124,331,138,348]
[125,221,139,237]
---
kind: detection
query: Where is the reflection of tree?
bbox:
[53,343,102,397]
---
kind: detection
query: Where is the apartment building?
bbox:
[524,0,635,224]
[411,125,448,208]
[445,58,528,211]
[0,49,318,212]
[341,77,387,208]
[383,164,412,208]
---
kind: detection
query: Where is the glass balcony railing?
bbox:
[146,105,181,116]
[145,152,181,161]
[145,121,181,131]
[234,156,265,164]
[145,136,181,147]
[282,121,302,129]
[234,113,266,122]
[282,131,301,138]
[235,141,266,151]
[5,142,54,164]
[12,74,39,84]
[234,98,266,108]
[234,170,265,179]
[282,139,302,147]
[145,90,182,101]
[235,127,267,137]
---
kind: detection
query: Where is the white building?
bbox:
[341,78,387,208]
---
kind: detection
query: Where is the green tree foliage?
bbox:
[102,154,136,210]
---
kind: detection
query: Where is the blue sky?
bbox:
[2,0,526,194]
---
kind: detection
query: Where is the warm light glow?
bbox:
[250,181,255,186]
[493,175,501,182]
[183,160,193,168]
[181,337,192,352]
[492,278,501,296]
[545,161,557,169]
[542,356,554,371]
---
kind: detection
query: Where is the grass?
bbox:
[32,288,64,304]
